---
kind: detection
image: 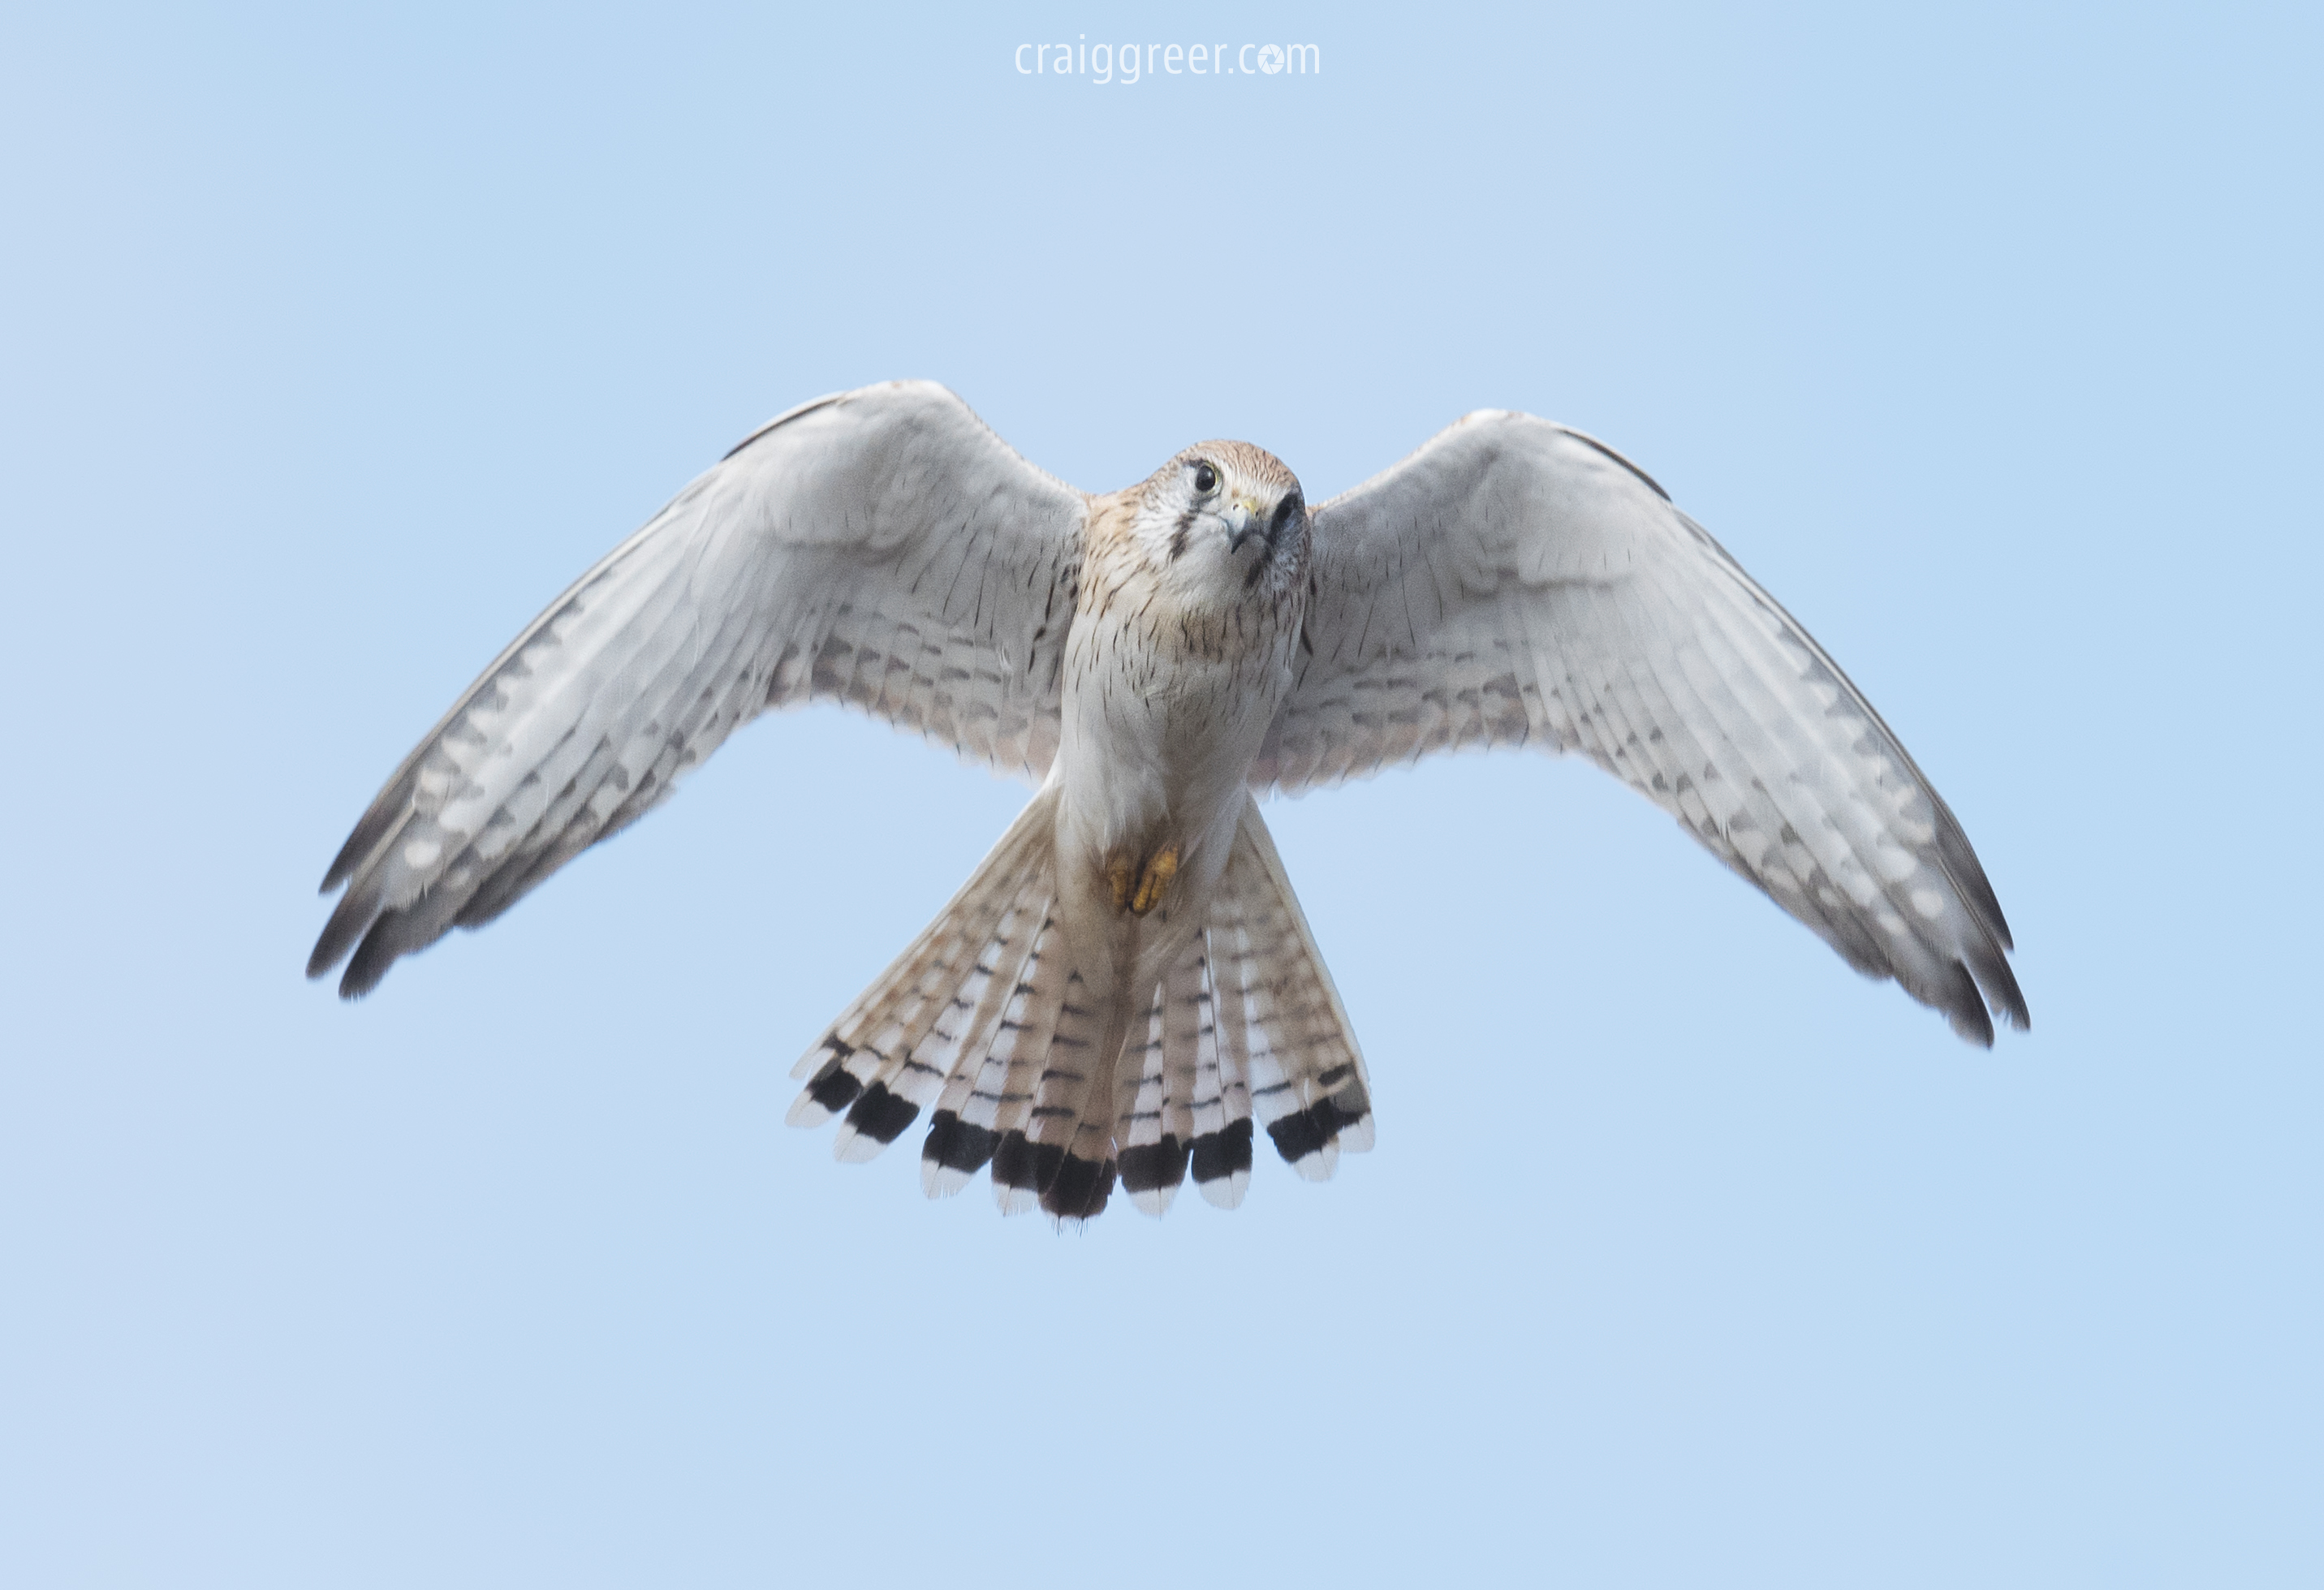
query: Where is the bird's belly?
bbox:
[1063,651,1275,840]
[1049,647,1273,947]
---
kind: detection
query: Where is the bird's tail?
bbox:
[786,791,1373,1225]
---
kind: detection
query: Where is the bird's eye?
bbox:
[1192,463,1218,494]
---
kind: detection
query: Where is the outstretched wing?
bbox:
[1254,411,2026,1045]
[310,380,1087,997]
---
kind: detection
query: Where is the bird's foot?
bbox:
[1130,845,1179,916]
[1105,843,1179,916]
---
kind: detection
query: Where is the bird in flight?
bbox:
[310,381,2027,1225]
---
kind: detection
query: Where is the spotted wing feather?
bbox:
[309,381,1085,997]
[1259,412,2025,1044]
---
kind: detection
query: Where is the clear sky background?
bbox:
[2,3,2317,1585]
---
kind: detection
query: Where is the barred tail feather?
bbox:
[1215,797,1375,1181]
[917,887,1046,1197]
[844,869,1050,1165]
[1019,972,1121,1226]
[985,939,1078,1216]
[921,910,1063,1201]
[786,785,1059,1143]
[1192,891,1257,1209]
[785,788,1373,1223]
[1117,954,1203,1216]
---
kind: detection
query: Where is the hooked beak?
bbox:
[1224,496,1265,553]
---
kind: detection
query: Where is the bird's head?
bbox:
[1130,441,1309,602]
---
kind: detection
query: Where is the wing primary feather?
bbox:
[1678,557,2009,1032]
[1280,410,2024,1044]
[310,381,1088,995]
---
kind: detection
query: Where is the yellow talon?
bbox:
[1129,845,1179,916]
[1105,851,1135,911]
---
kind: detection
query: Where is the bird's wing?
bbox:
[1253,411,2026,1045]
[310,380,1087,997]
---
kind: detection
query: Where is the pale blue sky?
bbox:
[2,4,2317,1585]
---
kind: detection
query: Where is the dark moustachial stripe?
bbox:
[1189,1118,1253,1184]
[1267,491,1301,542]
[843,1080,920,1144]
[992,1130,1065,1194]
[1117,1134,1189,1194]
[1168,507,1197,562]
[922,1109,998,1174]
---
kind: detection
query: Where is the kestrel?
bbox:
[310,381,2028,1224]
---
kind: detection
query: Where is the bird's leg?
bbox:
[1103,842,1180,916]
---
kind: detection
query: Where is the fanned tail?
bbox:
[785,790,1372,1224]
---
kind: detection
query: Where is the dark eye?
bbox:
[1192,463,1218,493]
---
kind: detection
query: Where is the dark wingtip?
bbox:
[336,918,400,1000]
[330,943,380,992]
[308,902,376,988]
[1943,959,1996,1048]
[1962,937,2030,1036]
[1934,815,2015,953]
[319,824,367,894]
[319,795,409,897]
[1991,967,2031,1033]
[1995,984,2031,1034]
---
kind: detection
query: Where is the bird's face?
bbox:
[1134,440,1308,604]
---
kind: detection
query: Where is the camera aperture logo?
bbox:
[1015,37,1320,84]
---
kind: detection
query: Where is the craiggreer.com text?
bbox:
[1015,39,1320,84]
